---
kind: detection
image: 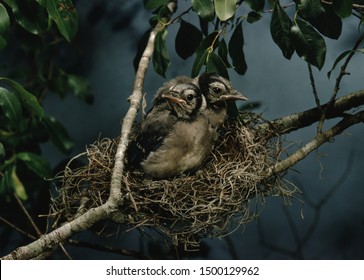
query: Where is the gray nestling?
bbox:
[127,82,215,179]
[198,72,248,129]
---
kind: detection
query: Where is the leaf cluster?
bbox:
[0,0,89,202]
[140,0,363,78]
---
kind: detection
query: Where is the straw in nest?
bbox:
[50,113,296,249]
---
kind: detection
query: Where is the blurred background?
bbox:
[1,0,363,259]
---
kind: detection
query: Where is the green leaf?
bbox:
[0,88,22,126]
[327,50,351,79]
[207,52,229,78]
[192,49,208,77]
[144,0,169,10]
[0,36,6,50]
[196,31,220,53]
[153,30,170,77]
[192,31,220,77]
[297,0,325,19]
[218,39,231,67]
[0,78,44,120]
[214,0,237,21]
[11,167,28,200]
[199,16,209,36]
[175,20,203,60]
[290,18,326,70]
[332,0,352,18]
[270,2,294,59]
[247,11,262,24]
[0,3,10,49]
[0,142,5,163]
[42,115,74,154]
[0,170,13,196]
[16,152,51,178]
[42,0,78,42]
[299,3,342,39]
[228,22,247,75]
[245,0,265,11]
[192,0,215,21]
[66,73,93,104]
[3,0,48,35]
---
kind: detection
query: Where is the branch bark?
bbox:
[265,110,364,177]
[108,28,157,205]
[0,2,179,259]
[2,0,363,259]
[256,89,364,137]
[1,204,112,259]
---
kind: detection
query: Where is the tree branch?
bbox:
[265,110,364,177]
[1,204,112,259]
[256,89,364,137]
[108,26,157,205]
[1,1,178,260]
[307,64,325,134]
[328,32,364,111]
[321,0,364,9]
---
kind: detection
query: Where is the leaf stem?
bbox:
[307,64,324,134]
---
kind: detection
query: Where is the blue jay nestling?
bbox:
[197,72,248,129]
[127,82,215,179]
[152,76,194,107]
[152,73,248,129]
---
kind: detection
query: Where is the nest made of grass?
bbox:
[50,112,294,249]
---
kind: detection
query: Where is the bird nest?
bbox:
[50,112,295,249]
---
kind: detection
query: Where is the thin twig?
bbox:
[256,89,364,137]
[282,206,304,259]
[259,152,354,259]
[321,0,364,9]
[266,110,364,177]
[0,216,36,240]
[68,239,152,260]
[307,64,320,109]
[59,243,72,260]
[307,64,325,134]
[0,2,178,260]
[14,193,42,237]
[300,151,354,248]
[169,7,192,25]
[329,32,364,109]
[264,2,296,13]
[108,1,177,204]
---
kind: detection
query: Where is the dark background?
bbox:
[1,0,364,259]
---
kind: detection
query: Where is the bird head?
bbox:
[162,83,203,120]
[198,72,248,105]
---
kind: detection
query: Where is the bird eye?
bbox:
[212,87,222,94]
[187,94,194,101]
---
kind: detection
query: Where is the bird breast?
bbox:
[141,115,216,179]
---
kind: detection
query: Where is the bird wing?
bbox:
[127,108,176,168]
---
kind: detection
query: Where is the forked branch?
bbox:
[0,2,178,260]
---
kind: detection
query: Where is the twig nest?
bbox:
[51,112,290,249]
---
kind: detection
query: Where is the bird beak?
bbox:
[218,90,248,102]
[162,92,187,106]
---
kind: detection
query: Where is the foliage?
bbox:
[140,0,364,77]
[1,0,362,210]
[0,0,91,202]
[0,0,363,260]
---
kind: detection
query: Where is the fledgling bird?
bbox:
[152,76,194,107]
[152,73,248,129]
[197,72,248,129]
[127,82,215,179]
